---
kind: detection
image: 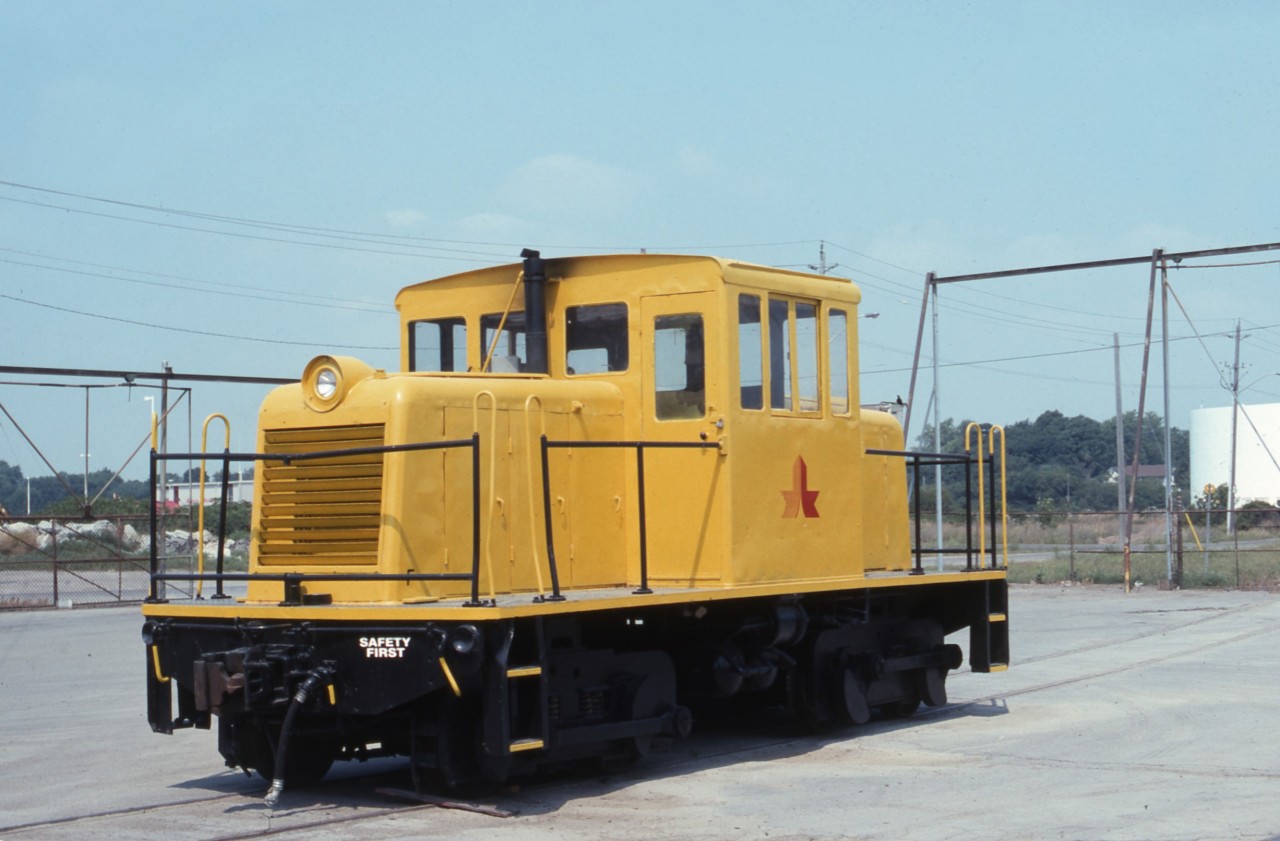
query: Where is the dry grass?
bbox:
[929,510,1280,591]
[1005,550,1280,590]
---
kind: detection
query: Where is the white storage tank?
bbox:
[1190,403,1280,504]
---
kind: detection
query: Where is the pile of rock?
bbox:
[162,529,250,558]
[0,520,248,558]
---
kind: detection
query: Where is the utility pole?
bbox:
[1114,332,1125,542]
[809,241,839,275]
[1123,250,1162,593]
[1161,258,1174,583]
[1228,321,1241,534]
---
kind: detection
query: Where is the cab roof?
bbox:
[395,253,862,311]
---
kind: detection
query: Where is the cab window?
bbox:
[829,309,850,414]
[795,302,819,412]
[768,297,821,416]
[654,313,705,420]
[738,295,763,410]
[480,312,527,372]
[768,299,791,410]
[410,317,467,372]
[566,303,628,375]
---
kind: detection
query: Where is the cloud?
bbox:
[863,223,967,278]
[383,209,429,228]
[1115,223,1200,255]
[676,145,716,176]
[1000,233,1074,267]
[502,154,639,216]
[456,212,528,237]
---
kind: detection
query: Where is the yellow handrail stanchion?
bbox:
[472,391,499,603]
[523,395,548,600]
[964,422,987,568]
[150,645,170,683]
[196,414,231,600]
[989,424,1010,568]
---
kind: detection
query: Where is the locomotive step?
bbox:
[509,738,545,753]
[507,665,542,679]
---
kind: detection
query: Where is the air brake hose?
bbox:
[263,670,327,807]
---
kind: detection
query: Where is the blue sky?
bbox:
[2,1,1279,483]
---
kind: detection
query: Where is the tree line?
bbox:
[0,462,252,517]
[913,409,1191,514]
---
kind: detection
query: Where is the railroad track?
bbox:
[0,771,416,840]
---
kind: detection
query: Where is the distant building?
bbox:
[1190,403,1280,504]
[165,475,254,507]
[1107,464,1167,484]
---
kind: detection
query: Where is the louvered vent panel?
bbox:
[256,424,385,565]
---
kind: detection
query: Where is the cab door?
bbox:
[638,293,724,584]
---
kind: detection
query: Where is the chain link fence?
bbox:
[955,508,1280,590]
[0,515,206,609]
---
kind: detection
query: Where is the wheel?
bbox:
[918,666,948,707]
[840,669,872,725]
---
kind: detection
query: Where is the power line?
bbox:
[0,245,389,309]
[0,180,514,256]
[0,292,396,351]
[0,194,509,263]
[868,327,1280,376]
[0,255,396,314]
[0,178,818,255]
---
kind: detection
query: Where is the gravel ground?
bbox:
[1,583,1277,841]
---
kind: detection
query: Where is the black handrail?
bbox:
[865,447,998,571]
[540,438,720,595]
[146,437,481,605]
[148,431,719,606]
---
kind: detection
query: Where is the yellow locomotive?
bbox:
[142,250,1008,798]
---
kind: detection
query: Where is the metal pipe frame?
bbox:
[540,438,719,595]
[865,448,980,571]
[146,436,483,606]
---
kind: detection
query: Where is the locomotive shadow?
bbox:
[166,758,409,813]
[500,699,1013,817]
[479,698,1007,815]
[161,701,1010,817]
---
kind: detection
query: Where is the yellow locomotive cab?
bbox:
[142,250,1009,798]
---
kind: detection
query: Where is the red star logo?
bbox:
[781,456,820,518]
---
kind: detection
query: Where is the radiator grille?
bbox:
[256,424,385,565]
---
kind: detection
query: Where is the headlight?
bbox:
[301,355,376,412]
[315,367,338,400]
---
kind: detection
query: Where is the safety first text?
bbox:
[360,636,411,658]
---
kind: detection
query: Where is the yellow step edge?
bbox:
[507,666,542,679]
[989,613,1007,622]
[509,738,544,753]
[988,663,1009,672]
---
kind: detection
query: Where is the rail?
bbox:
[867,423,1008,573]
[539,437,721,595]
[146,434,486,605]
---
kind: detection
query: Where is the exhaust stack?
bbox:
[521,248,549,374]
